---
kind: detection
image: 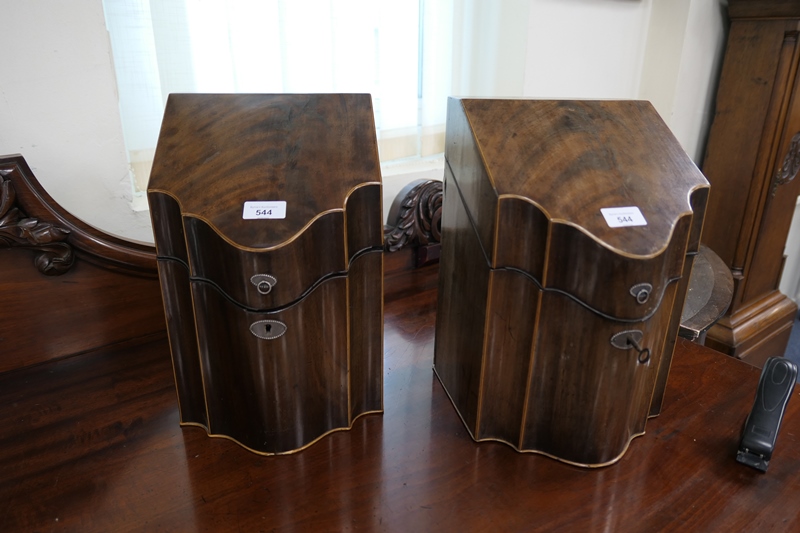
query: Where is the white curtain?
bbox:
[103,0,453,191]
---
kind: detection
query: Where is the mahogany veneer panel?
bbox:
[1,265,799,531]
[0,252,164,374]
[156,259,206,426]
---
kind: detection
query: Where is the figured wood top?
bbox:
[148,93,380,248]
[2,262,799,531]
[454,98,709,256]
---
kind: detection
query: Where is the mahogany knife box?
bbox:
[147,94,384,455]
[434,98,709,467]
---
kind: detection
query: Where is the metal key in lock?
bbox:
[610,330,651,364]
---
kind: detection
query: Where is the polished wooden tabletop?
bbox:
[1,263,799,532]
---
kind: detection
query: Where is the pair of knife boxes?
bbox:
[148,94,708,465]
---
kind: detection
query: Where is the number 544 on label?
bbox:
[243,201,287,220]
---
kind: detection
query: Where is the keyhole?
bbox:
[265,324,272,333]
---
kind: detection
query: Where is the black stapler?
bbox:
[736,356,797,472]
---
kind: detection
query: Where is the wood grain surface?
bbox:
[729,0,800,19]
[187,251,383,455]
[148,94,384,455]
[148,94,381,249]
[1,155,157,273]
[1,263,798,531]
[700,5,800,363]
[156,259,206,427]
[447,98,708,259]
[0,156,166,373]
[192,272,351,454]
[182,208,347,309]
[435,99,707,465]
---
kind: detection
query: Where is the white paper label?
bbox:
[243,201,287,220]
[600,206,647,228]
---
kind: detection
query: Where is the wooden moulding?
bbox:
[384,178,443,267]
[0,155,165,374]
[700,3,800,365]
[705,290,797,367]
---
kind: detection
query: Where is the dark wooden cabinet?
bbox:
[701,0,800,365]
[434,98,709,466]
[147,94,384,455]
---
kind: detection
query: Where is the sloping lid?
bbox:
[458,98,708,258]
[148,93,381,249]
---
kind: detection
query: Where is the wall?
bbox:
[640,0,728,162]
[452,0,531,97]
[0,0,153,243]
[781,200,800,302]
[0,0,728,244]
[524,0,727,163]
[524,0,652,100]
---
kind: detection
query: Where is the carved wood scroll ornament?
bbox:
[772,132,800,197]
[0,169,74,275]
[384,179,443,252]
